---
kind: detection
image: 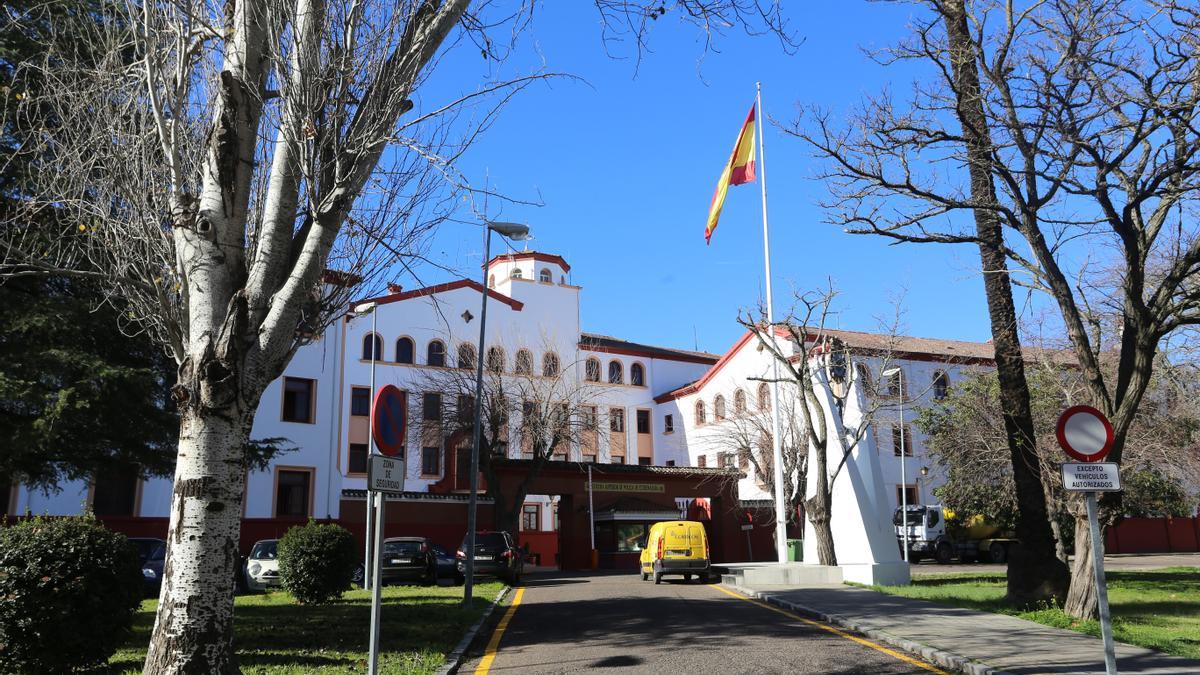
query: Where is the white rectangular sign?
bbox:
[1061,462,1121,492]
[367,455,405,494]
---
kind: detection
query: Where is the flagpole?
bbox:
[756,82,790,565]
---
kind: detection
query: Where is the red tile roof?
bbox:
[580,333,720,365]
[485,251,571,273]
[351,279,524,311]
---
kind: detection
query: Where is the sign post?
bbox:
[367,386,406,675]
[1056,405,1118,675]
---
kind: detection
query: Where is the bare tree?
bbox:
[795,0,1200,615]
[738,284,897,566]
[415,340,606,535]
[699,381,809,534]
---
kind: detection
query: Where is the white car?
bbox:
[244,539,281,592]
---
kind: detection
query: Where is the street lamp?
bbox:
[919,465,930,504]
[354,301,379,590]
[464,220,532,607]
[882,366,909,563]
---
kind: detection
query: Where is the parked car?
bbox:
[244,539,281,592]
[129,537,167,596]
[456,531,523,585]
[639,520,710,584]
[430,543,462,585]
[353,537,452,587]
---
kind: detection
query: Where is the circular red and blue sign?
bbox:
[371,385,407,457]
[1056,405,1114,462]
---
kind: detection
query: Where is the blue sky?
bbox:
[401,2,1008,355]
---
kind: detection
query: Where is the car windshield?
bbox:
[383,541,422,555]
[430,544,448,556]
[893,508,927,527]
[471,533,507,549]
[132,539,165,562]
[250,541,278,560]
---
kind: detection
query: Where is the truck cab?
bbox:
[894,505,1016,564]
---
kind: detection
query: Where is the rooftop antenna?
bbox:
[693,325,700,352]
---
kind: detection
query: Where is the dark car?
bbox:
[430,543,463,585]
[129,537,167,596]
[353,537,441,586]
[456,531,523,585]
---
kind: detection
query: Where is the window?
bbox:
[486,346,506,373]
[610,408,625,433]
[350,386,370,416]
[694,400,706,425]
[886,368,904,397]
[538,268,552,283]
[92,463,139,517]
[282,377,315,423]
[615,523,649,552]
[584,358,601,382]
[758,382,771,411]
[362,333,382,361]
[422,444,441,475]
[856,364,873,394]
[423,392,442,421]
[664,414,674,434]
[697,455,707,468]
[457,343,477,370]
[457,394,475,424]
[638,457,652,466]
[513,349,532,375]
[718,452,735,469]
[275,469,312,518]
[395,337,414,364]
[511,268,523,279]
[543,352,560,377]
[608,360,623,384]
[348,443,368,474]
[896,485,919,507]
[666,460,676,467]
[933,370,950,399]
[892,424,912,456]
[611,454,625,464]
[521,503,541,531]
[734,389,747,415]
[714,395,726,421]
[738,449,750,471]
[427,340,446,367]
[582,405,598,430]
[630,363,645,387]
[583,452,597,464]
[636,409,651,434]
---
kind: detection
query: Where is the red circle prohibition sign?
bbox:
[372,385,407,457]
[1055,405,1114,462]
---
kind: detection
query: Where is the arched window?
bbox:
[538,268,552,283]
[933,370,950,399]
[714,395,726,421]
[510,268,523,280]
[584,358,601,382]
[885,368,904,397]
[362,333,382,361]
[395,337,414,364]
[630,363,645,387]
[486,346,506,373]
[758,382,771,411]
[733,389,746,415]
[514,349,533,375]
[457,343,477,370]
[856,364,873,394]
[608,360,623,384]
[695,400,707,425]
[427,340,445,367]
[542,352,560,377]
[488,274,495,289]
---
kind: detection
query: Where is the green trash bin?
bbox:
[786,539,803,562]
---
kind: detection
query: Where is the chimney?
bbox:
[387,283,403,294]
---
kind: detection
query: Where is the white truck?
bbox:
[894,505,1018,564]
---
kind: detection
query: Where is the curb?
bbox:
[434,585,512,675]
[726,583,1013,675]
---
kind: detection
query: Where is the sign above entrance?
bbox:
[367,455,405,494]
[592,482,665,494]
[1061,463,1122,492]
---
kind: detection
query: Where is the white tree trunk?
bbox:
[143,408,249,674]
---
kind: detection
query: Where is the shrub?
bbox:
[0,514,143,673]
[277,520,358,605]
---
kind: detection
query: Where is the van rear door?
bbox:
[661,522,702,559]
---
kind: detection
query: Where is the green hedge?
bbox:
[277,520,358,605]
[0,515,143,673]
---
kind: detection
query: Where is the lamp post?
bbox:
[464,220,531,607]
[354,301,379,589]
[882,366,909,563]
[919,466,929,504]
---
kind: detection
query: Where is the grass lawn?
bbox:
[862,567,1200,660]
[106,582,506,674]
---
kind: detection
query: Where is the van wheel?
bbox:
[684,573,692,582]
[641,571,649,581]
[653,571,662,585]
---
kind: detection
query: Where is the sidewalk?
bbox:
[724,579,1200,675]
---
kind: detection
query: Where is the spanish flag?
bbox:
[704,103,757,244]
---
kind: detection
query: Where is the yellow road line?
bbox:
[473,587,525,675]
[711,584,947,674]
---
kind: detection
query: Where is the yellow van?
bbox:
[639,520,710,584]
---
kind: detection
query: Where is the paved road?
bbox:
[910,551,1200,577]
[462,572,943,674]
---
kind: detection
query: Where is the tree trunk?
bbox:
[142,407,249,674]
[1063,507,1097,619]
[940,0,1069,604]
[805,494,837,566]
